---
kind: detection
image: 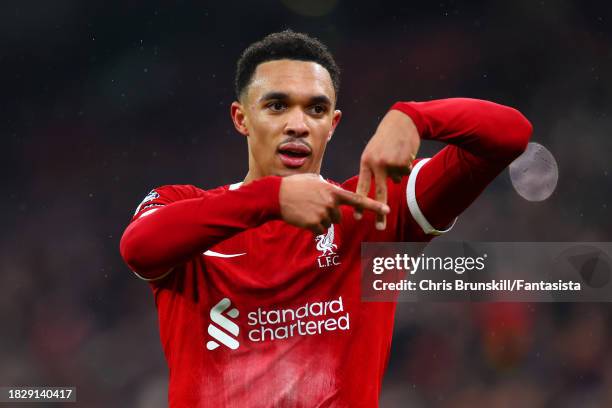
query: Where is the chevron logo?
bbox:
[206,298,240,350]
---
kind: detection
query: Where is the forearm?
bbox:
[390,98,533,234]
[119,176,281,278]
[391,98,532,162]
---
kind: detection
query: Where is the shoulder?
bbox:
[131,183,228,219]
[142,182,233,200]
[139,184,208,203]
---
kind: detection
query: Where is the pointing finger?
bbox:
[334,188,390,217]
[374,170,388,230]
[354,164,372,220]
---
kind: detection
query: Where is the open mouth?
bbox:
[277,142,311,168]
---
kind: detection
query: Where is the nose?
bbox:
[284,108,309,138]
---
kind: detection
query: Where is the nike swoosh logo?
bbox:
[203,250,246,258]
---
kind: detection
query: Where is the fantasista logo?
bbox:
[247,296,349,342]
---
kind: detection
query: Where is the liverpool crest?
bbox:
[315,224,340,267]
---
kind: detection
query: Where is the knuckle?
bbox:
[360,154,372,166]
[375,156,387,167]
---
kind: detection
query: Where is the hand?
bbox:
[355,109,420,230]
[280,174,390,235]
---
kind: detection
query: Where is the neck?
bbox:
[242,164,322,186]
[242,170,258,185]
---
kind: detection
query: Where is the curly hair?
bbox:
[235,30,340,100]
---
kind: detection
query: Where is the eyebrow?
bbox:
[259,92,332,106]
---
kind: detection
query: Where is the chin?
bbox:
[273,167,313,177]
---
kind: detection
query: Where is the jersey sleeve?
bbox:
[391,98,532,237]
[124,185,208,281]
[344,98,532,241]
[131,185,204,221]
[120,177,282,281]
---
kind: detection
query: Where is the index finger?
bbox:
[354,165,372,220]
[373,169,388,230]
[334,188,390,216]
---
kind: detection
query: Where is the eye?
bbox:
[309,104,328,115]
[267,101,286,112]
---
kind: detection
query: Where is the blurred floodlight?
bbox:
[509,142,559,202]
[281,0,339,17]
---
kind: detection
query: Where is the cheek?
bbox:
[312,123,332,152]
[247,117,281,160]
[249,114,282,138]
[309,140,328,166]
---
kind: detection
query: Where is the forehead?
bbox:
[246,59,335,102]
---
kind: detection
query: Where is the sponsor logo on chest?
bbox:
[315,224,341,268]
[206,298,240,350]
[205,296,350,351]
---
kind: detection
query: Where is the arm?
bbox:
[356,98,533,232]
[120,174,388,280]
[120,177,282,280]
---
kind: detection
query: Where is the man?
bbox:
[120,30,532,407]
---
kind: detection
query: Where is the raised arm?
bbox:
[356,98,533,233]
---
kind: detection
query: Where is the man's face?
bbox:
[231,59,341,179]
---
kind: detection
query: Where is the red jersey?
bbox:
[120,98,532,407]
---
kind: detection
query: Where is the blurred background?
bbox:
[2,0,612,406]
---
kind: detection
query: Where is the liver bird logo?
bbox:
[315,224,337,256]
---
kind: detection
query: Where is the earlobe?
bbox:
[230,101,249,136]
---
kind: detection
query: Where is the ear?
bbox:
[327,109,342,142]
[231,101,249,136]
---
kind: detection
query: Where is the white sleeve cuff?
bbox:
[406,158,457,236]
